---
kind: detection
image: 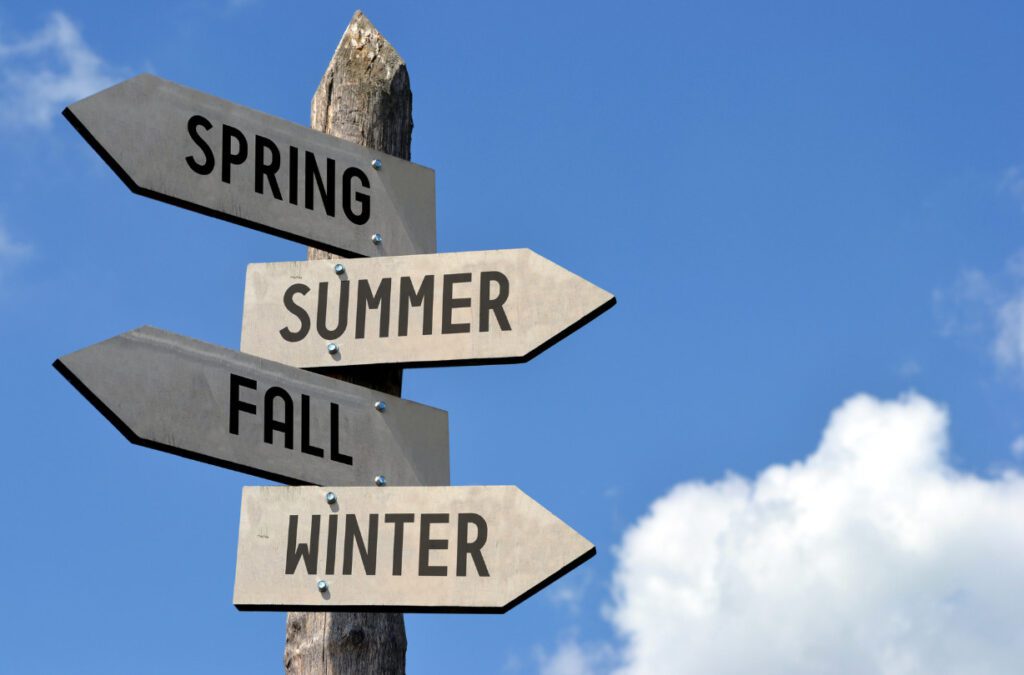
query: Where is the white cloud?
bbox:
[537,639,614,675]
[0,12,117,128]
[607,392,1024,675]
[1011,436,1024,459]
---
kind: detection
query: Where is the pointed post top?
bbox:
[311,10,413,160]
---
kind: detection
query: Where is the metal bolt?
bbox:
[371,158,382,170]
[327,342,339,354]
[317,580,329,592]
[371,233,383,245]
[374,400,387,412]
[325,491,336,505]
[334,263,345,274]
[374,475,387,487]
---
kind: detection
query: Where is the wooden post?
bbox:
[283,11,410,674]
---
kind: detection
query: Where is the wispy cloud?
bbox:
[0,221,31,292]
[932,268,997,337]
[897,359,921,377]
[1000,166,1024,210]
[536,637,614,675]
[0,222,30,263]
[0,12,119,128]
[994,294,1024,372]
[932,250,1024,378]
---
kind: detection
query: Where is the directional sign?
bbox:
[233,485,595,613]
[54,326,448,487]
[240,248,615,369]
[64,74,436,257]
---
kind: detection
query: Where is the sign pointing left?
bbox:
[54,326,449,487]
[64,74,436,258]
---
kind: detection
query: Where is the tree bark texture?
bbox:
[284,11,411,675]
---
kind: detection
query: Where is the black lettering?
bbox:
[442,273,472,334]
[285,514,320,575]
[280,284,311,342]
[356,278,392,339]
[325,514,338,575]
[185,115,215,175]
[254,135,282,200]
[329,402,353,465]
[456,513,489,577]
[316,280,349,340]
[479,271,511,332]
[300,394,323,458]
[343,514,379,575]
[305,151,335,216]
[342,167,370,225]
[419,513,449,577]
[385,513,415,575]
[229,373,257,435]
[221,124,248,184]
[287,146,299,205]
[398,275,434,337]
[264,386,293,449]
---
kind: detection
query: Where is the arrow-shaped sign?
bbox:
[54,327,449,487]
[64,74,436,257]
[233,485,595,613]
[240,249,615,369]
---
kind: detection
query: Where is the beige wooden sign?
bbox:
[240,249,615,369]
[233,485,595,612]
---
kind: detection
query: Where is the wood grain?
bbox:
[284,11,411,674]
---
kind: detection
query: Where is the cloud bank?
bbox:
[0,12,117,127]
[604,392,1024,674]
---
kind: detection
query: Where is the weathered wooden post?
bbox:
[283,10,410,674]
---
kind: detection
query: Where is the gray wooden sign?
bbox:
[64,74,436,257]
[233,485,595,612]
[53,326,448,487]
[240,249,615,369]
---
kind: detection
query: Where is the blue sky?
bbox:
[2,2,1024,673]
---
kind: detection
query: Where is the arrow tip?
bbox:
[499,487,597,612]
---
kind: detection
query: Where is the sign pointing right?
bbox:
[241,249,615,369]
[233,485,595,613]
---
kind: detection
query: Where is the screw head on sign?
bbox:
[374,475,387,487]
[317,580,328,592]
[327,343,339,354]
[371,159,382,170]
[325,491,336,505]
[374,400,387,412]
[334,263,345,274]
[371,233,383,245]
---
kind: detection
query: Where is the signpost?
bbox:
[233,485,595,613]
[57,12,611,671]
[240,249,615,368]
[64,74,436,258]
[54,326,449,487]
